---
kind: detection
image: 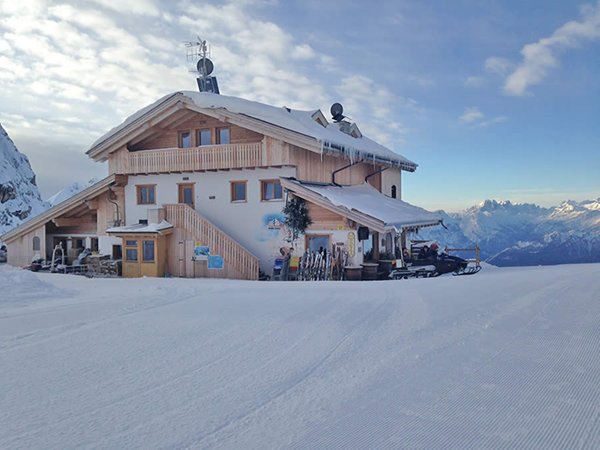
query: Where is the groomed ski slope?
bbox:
[1,264,599,449]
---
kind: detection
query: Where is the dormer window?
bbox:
[178,130,192,148]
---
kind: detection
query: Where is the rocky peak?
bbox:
[0,124,49,237]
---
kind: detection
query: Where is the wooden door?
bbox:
[178,183,195,209]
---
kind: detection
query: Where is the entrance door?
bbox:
[306,235,330,254]
[178,183,195,209]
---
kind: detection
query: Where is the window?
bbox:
[126,248,138,261]
[216,127,230,144]
[178,183,195,208]
[178,130,192,148]
[136,185,156,205]
[32,236,40,251]
[261,179,283,201]
[91,238,99,252]
[125,240,138,261]
[198,128,211,146]
[74,238,85,250]
[142,240,155,262]
[230,181,247,202]
[391,185,397,199]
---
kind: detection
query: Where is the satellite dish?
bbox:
[196,57,214,76]
[330,102,344,122]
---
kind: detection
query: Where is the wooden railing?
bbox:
[164,203,259,280]
[128,142,262,174]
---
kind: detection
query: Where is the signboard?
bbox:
[208,255,224,270]
[193,243,210,261]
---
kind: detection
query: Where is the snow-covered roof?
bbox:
[106,220,173,234]
[280,178,442,233]
[88,92,417,171]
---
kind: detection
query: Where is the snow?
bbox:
[285,179,441,231]
[0,124,48,237]
[47,178,100,207]
[2,263,600,448]
[106,220,173,233]
[90,92,417,170]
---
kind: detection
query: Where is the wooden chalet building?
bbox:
[1,91,441,279]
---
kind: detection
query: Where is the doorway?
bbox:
[178,183,195,209]
[306,234,330,254]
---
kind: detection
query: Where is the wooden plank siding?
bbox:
[164,204,259,280]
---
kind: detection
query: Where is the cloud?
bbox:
[459,107,506,127]
[503,1,600,96]
[464,76,484,87]
[484,57,514,76]
[460,107,485,123]
[0,0,419,196]
[335,74,417,146]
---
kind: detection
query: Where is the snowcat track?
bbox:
[453,266,482,276]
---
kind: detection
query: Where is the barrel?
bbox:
[361,263,379,281]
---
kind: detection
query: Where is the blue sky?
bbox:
[0,0,599,211]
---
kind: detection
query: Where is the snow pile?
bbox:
[0,124,49,238]
[106,220,173,233]
[287,180,441,230]
[47,177,99,207]
[1,263,599,448]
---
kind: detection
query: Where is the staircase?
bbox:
[164,204,259,280]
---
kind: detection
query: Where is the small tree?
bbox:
[283,197,312,246]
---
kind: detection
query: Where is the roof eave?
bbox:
[86,92,185,161]
[1,175,117,243]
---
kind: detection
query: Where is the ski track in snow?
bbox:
[1,264,600,449]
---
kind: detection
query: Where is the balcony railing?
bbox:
[127,142,262,174]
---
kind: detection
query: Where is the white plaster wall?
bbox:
[125,168,296,272]
[381,168,402,200]
[99,236,122,256]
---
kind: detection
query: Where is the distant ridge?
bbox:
[419,198,600,266]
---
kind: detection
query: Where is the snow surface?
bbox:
[90,92,416,169]
[2,264,600,449]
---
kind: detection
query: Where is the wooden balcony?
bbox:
[127,142,263,175]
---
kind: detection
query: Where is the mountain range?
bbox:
[419,199,600,266]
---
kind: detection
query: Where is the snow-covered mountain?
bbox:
[47,178,99,207]
[0,124,48,238]
[420,199,600,266]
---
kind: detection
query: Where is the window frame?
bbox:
[125,239,138,262]
[230,180,247,203]
[178,130,192,148]
[136,185,156,205]
[260,179,283,202]
[197,128,212,146]
[216,127,230,145]
[142,239,155,263]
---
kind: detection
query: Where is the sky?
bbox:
[0,0,599,212]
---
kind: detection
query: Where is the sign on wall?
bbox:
[208,255,224,270]
[193,243,210,261]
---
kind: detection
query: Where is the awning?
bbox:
[280,178,442,233]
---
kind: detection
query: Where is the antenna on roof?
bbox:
[330,102,345,122]
[184,36,220,94]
